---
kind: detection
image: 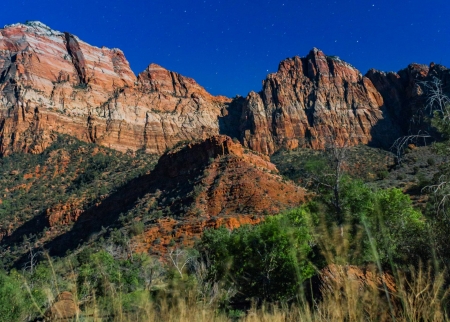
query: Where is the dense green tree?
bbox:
[315,177,426,267]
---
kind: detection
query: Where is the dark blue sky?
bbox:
[2,0,449,97]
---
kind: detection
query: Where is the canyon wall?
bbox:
[1,21,448,157]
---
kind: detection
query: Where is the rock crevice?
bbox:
[63,32,87,85]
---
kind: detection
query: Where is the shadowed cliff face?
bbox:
[239,48,404,154]
[366,63,450,136]
[0,22,230,156]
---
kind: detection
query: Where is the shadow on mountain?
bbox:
[1,211,48,246]
[11,173,156,268]
[368,104,437,151]
[12,153,204,268]
[218,96,245,140]
[49,175,155,254]
[368,107,406,150]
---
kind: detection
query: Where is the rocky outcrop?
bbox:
[46,202,83,227]
[150,135,304,218]
[154,135,277,177]
[44,291,79,321]
[133,135,306,253]
[0,21,229,156]
[238,48,403,154]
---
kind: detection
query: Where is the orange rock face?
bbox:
[0,21,229,156]
[239,48,403,154]
[151,135,305,218]
[132,135,307,254]
[46,202,83,227]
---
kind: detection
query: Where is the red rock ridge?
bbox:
[20,135,306,257]
[0,21,230,156]
[155,135,276,178]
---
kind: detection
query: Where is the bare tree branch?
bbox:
[168,248,196,278]
[391,132,431,164]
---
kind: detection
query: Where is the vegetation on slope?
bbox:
[0,181,445,321]
[0,135,158,267]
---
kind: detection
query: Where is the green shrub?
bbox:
[0,271,29,321]
[129,221,145,237]
[377,170,389,180]
[196,207,316,303]
[364,188,426,265]
[335,180,427,266]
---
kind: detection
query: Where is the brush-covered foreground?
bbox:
[2,180,450,321]
[1,140,450,321]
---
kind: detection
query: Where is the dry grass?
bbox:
[25,225,450,322]
[40,263,448,322]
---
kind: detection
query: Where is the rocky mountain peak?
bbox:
[0,22,229,156]
[239,49,399,154]
[3,21,62,36]
[1,22,449,158]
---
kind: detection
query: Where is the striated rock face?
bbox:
[239,48,402,154]
[1,22,447,158]
[0,21,229,156]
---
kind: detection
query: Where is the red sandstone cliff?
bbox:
[238,48,403,154]
[0,21,229,156]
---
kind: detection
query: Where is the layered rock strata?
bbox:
[1,21,448,157]
[0,21,229,156]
